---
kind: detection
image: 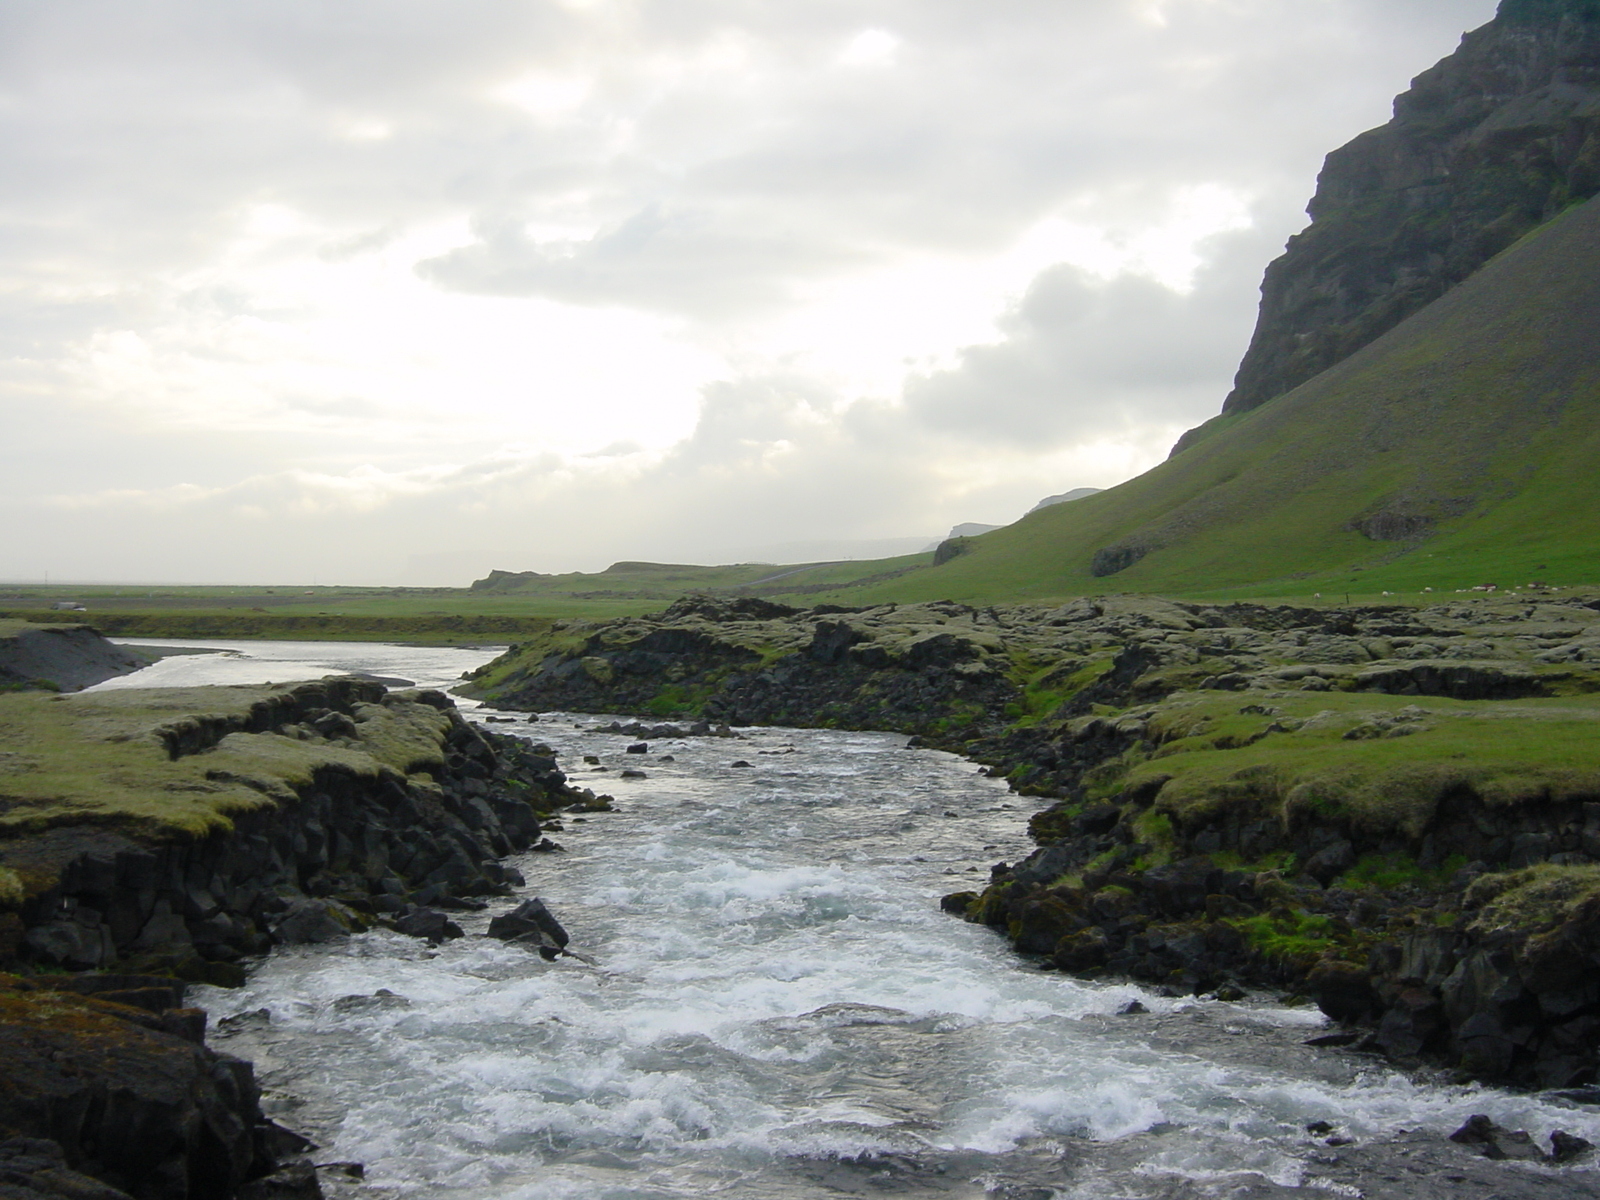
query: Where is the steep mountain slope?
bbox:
[1209,0,1600,426]
[854,192,1600,602]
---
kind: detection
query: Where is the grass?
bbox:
[1338,852,1468,890]
[1228,908,1341,965]
[1105,691,1600,840]
[0,684,452,860]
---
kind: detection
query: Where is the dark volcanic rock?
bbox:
[0,1136,136,1199]
[486,898,570,949]
[0,681,593,979]
[392,908,463,943]
[0,975,276,1199]
[1209,0,1600,425]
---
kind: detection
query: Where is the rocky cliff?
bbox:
[1207,0,1600,428]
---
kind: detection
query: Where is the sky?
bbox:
[0,0,1501,585]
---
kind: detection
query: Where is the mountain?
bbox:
[815,1,1600,605]
[852,184,1600,602]
[1191,0,1600,438]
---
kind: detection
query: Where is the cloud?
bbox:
[0,0,1505,584]
[417,202,871,318]
[903,224,1273,447]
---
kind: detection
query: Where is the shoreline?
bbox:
[0,676,608,1198]
[463,592,1600,1096]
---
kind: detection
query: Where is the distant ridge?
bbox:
[1028,488,1101,514]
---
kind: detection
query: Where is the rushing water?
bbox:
[95,643,1600,1198]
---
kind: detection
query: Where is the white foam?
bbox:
[194,717,1600,1197]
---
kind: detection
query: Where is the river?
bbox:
[89,641,1600,1199]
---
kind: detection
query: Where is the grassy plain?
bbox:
[1111,691,1600,841]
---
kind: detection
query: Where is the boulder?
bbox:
[1306,960,1378,1024]
[1448,1114,1548,1162]
[0,982,275,1199]
[0,1136,135,1200]
[236,1162,323,1199]
[393,908,463,943]
[271,899,353,945]
[486,898,570,949]
[1372,985,1445,1058]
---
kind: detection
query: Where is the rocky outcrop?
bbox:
[0,677,599,1197]
[958,797,1600,1088]
[0,973,288,1200]
[0,623,145,692]
[2,680,591,979]
[1209,0,1600,425]
[465,596,1031,734]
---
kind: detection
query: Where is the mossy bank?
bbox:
[466,592,1600,1089]
[0,676,602,1198]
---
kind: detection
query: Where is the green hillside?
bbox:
[840,195,1600,605]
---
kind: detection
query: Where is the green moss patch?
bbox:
[1123,691,1600,840]
[1465,862,1600,935]
[0,684,451,852]
[1228,908,1340,966]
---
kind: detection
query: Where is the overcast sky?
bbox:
[0,0,1499,585]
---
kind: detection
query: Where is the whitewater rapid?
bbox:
[94,640,1600,1198]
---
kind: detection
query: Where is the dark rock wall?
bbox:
[971,790,1600,1088]
[1212,0,1600,424]
[0,974,275,1200]
[480,598,1022,736]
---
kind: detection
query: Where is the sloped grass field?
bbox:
[837,195,1600,607]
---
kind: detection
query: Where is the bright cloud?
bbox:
[0,0,1500,584]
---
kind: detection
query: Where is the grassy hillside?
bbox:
[835,195,1600,605]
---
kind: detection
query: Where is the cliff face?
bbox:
[1213,0,1600,424]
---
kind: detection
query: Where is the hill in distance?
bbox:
[466,187,1599,610]
[500,186,1599,611]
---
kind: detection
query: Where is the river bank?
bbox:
[0,669,602,1198]
[191,710,1600,1199]
[462,593,1600,1094]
